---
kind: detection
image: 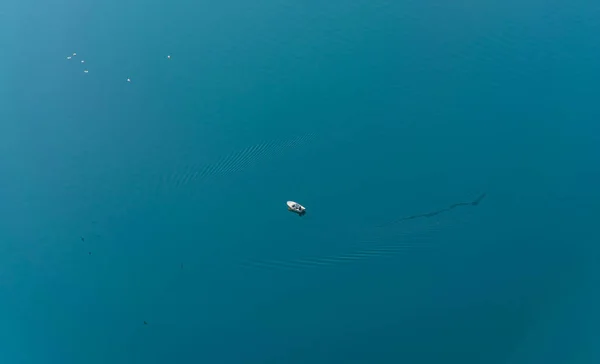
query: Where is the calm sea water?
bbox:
[1,0,599,363]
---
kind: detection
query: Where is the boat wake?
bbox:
[239,193,486,271]
[152,132,316,196]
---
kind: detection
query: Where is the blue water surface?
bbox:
[1,0,599,363]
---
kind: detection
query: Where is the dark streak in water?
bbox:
[377,193,486,228]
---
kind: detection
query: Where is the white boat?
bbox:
[287,201,306,216]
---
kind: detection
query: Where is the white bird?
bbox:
[81,60,85,63]
[126,78,131,82]
[167,55,171,59]
[72,52,77,56]
[83,69,89,73]
[66,56,72,60]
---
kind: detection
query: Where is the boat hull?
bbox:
[286,201,306,215]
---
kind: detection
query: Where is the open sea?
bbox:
[1,0,599,363]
